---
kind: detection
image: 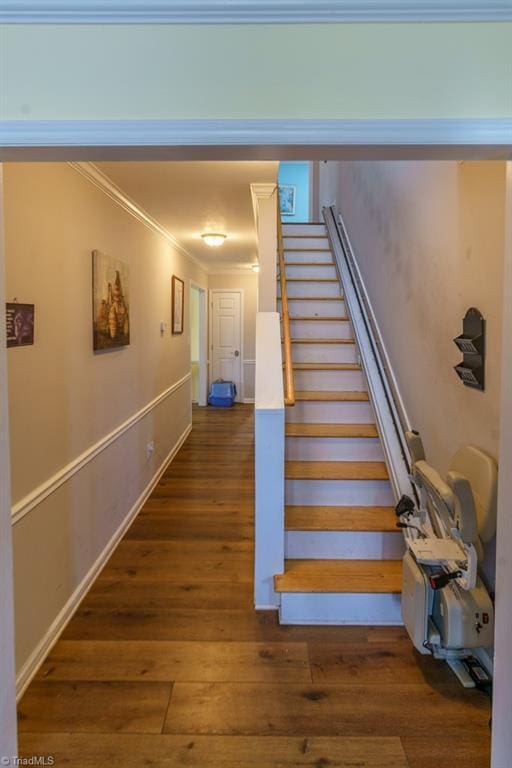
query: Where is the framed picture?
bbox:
[279,184,296,216]
[172,275,185,334]
[5,302,35,347]
[92,250,130,351]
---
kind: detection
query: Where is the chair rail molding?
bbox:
[1,1,511,23]
[11,372,192,526]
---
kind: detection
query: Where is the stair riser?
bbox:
[283,299,347,317]
[285,436,384,462]
[293,369,366,391]
[284,251,334,264]
[278,282,341,299]
[284,237,329,250]
[283,224,326,237]
[285,531,404,560]
[285,265,337,280]
[279,593,402,625]
[286,401,375,424]
[285,479,394,506]
[290,320,353,339]
[291,344,357,364]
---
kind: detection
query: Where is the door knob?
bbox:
[234,350,240,357]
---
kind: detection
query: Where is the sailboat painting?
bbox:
[92,250,130,351]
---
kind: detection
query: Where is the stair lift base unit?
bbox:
[401,431,497,688]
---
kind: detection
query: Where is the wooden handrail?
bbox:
[277,196,295,406]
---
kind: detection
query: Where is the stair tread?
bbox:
[283,235,328,239]
[289,316,350,321]
[283,248,331,252]
[285,297,344,302]
[285,460,389,480]
[274,559,402,594]
[290,362,361,370]
[289,338,354,344]
[286,423,378,438]
[285,505,397,532]
[295,390,369,401]
[285,261,335,266]
[279,277,339,283]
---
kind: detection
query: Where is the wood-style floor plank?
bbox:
[17,404,491,767]
[18,681,172,734]
[19,733,409,768]
[163,681,489,737]
[39,640,311,683]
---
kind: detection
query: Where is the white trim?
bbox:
[1,121,512,155]
[190,280,208,407]
[243,398,255,404]
[15,421,192,700]
[1,1,511,23]
[209,288,245,402]
[69,162,208,272]
[11,373,191,525]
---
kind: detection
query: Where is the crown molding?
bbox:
[1,1,511,23]
[2,120,511,158]
[68,162,209,273]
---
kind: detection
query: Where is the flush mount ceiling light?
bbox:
[201,233,227,248]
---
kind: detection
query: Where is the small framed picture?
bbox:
[172,275,185,334]
[279,184,296,216]
[6,302,35,347]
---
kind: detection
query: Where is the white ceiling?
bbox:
[96,160,278,273]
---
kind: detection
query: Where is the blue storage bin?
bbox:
[208,380,237,407]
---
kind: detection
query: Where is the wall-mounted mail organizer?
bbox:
[453,307,485,391]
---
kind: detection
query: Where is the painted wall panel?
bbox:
[278,162,310,222]
[0,24,511,121]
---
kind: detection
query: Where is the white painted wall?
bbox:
[3,162,207,691]
[492,161,512,768]
[0,166,17,760]
[254,312,284,609]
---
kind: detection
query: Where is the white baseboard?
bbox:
[254,604,279,611]
[15,422,192,700]
[243,398,255,404]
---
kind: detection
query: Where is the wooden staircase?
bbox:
[276,221,403,625]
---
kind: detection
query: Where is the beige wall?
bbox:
[3,162,207,682]
[333,161,506,584]
[335,160,505,473]
[1,24,511,121]
[208,273,258,401]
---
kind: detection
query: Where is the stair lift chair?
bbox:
[400,431,497,687]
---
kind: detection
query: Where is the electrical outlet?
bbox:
[146,441,155,460]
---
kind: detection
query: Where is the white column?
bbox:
[492,161,512,767]
[254,312,285,609]
[250,183,277,312]
[0,165,18,759]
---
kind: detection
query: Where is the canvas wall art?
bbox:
[92,250,130,351]
[279,184,296,216]
[5,302,35,347]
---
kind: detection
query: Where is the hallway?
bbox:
[18,405,490,767]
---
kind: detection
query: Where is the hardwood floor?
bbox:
[18,404,491,767]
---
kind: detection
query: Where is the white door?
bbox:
[211,291,242,400]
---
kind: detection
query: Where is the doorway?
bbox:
[190,281,207,407]
[209,289,243,402]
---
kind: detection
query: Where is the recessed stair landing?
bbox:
[276,221,403,625]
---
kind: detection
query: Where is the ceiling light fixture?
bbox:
[201,233,227,248]
[251,264,260,273]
